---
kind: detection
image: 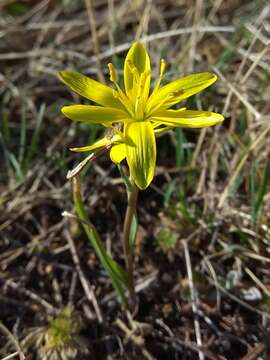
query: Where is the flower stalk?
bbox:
[122,181,139,309]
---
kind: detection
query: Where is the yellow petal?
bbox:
[61,105,127,124]
[70,133,123,152]
[110,143,126,163]
[125,121,156,190]
[124,42,151,100]
[59,70,123,109]
[147,72,217,112]
[151,109,224,128]
[70,137,110,152]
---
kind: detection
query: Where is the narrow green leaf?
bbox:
[24,103,45,171]
[251,160,270,228]
[163,180,176,208]
[175,128,184,168]
[255,160,270,214]
[72,178,128,304]
[8,152,24,181]
[1,109,11,144]
[18,100,26,165]
[250,162,256,228]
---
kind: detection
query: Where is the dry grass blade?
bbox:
[84,0,105,82]
[213,66,261,120]
[218,121,270,208]
[64,229,103,323]
[0,322,25,360]
[183,240,204,360]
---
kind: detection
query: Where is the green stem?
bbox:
[122,181,139,309]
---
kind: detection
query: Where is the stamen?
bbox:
[146,92,173,116]
[154,59,166,92]
[138,72,148,109]
[135,95,144,120]
[127,60,140,84]
[140,72,146,84]
[109,64,133,112]
[146,86,185,116]
[113,86,134,118]
[127,60,149,116]
[159,59,166,79]
[127,59,135,72]
[112,89,119,98]
[146,59,166,108]
[108,63,117,82]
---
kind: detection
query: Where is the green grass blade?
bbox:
[24,103,45,171]
[18,100,26,165]
[7,151,24,181]
[163,180,176,208]
[255,160,270,223]
[250,162,256,228]
[1,109,11,144]
[250,160,270,228]
[175,128,184,168]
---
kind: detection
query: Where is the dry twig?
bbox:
[64,229,103,323]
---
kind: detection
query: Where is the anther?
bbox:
[108,63,117,82]
[159,59,166,78]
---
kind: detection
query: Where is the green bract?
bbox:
[59,42,224,190]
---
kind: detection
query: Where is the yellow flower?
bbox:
[59,42,224,190]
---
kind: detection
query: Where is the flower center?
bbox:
[108,59,170,121]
